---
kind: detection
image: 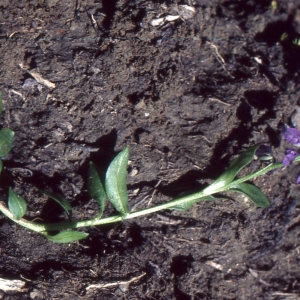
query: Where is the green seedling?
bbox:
[0,92,18,217]
[270,0,277,11]
[0,93,22,218]
[0,144,286,243]
[0,92,14,174]
[280,32,300,48]
[0,90,296,243]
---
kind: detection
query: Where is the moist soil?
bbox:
[1,0,300,299]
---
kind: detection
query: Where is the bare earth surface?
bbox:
[1,0,300,299]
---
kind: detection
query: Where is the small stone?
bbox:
[291,107,300,130]
[119,283,129,292]
[30,289,44,299]
[178,5,196,20]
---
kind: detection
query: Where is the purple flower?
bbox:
[297,172,300,184]
[283,148,299,166]
[284,127,300,146]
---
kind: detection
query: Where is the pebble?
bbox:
[291,107,300,130]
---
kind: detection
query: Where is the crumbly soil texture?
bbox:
[1,0,300,299]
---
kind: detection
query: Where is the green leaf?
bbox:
[42,231,88,243]
[0,128,14,156]
[295,155,300,163]
[230,182,270,208]
[8,188,27,220]
[0,91,3,115]
[41,190,72,217]
[0,159,2,174]
[203,145,260,193]
[88,162,107,219]
[105,146,130,217]
[170,195,218,211]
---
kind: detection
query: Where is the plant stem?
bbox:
[0,162,283,233]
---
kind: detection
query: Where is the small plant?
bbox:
[0,143,290,243]
[280,32,300,48]
[0,91,300,243]
[0,92,14,174]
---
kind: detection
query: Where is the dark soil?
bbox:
[1,0,300,299]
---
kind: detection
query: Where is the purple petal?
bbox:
[282,148,299,167]
[297,172,300,184]
[284,128,300,146]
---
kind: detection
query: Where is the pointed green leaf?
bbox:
[8,188,27,220]
[295,155,300,163]
[0,91,3,115]
[105,147,130,217]
[0,159,2,174]
[88,162,107,219]
[42,231,88,243]
[203,145,260,193]
[40,190,72,217]
[230,182,270,208]
[0,128,14,156]
[170,195,218,211]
